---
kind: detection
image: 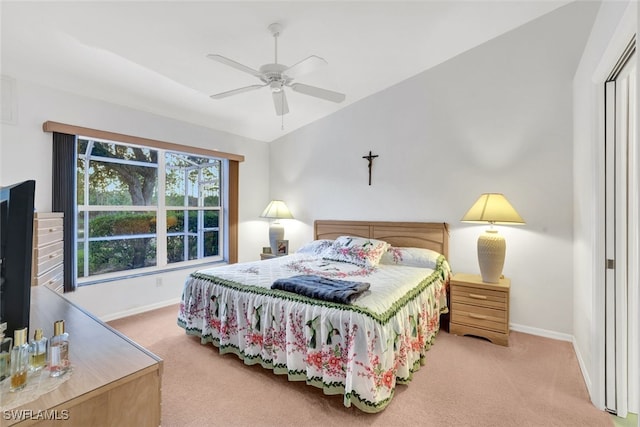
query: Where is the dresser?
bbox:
[449,273,510,346]
[1,286,162,426]
[31,212,64,292]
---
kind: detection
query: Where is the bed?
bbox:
[177,220,451,413]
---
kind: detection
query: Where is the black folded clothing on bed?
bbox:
[271,274,370,304]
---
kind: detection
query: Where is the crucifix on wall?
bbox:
[362,150,379,186]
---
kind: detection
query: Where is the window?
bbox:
[76,137,225,281]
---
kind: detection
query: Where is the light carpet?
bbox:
[108,304,612,427]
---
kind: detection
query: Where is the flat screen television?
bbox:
[0,180,35,339]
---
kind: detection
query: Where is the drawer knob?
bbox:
[468,293,487,300]
[469,313,487,320]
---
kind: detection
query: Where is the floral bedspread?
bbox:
[177,253,450,413]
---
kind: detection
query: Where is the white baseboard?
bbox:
[572,336,596,407]
[510,322,573,342]
[99,297,182,322]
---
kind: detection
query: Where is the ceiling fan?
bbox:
[207,23,345,116]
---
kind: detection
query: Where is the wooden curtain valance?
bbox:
[42,121,245,162]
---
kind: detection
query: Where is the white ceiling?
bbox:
[1,1,573,142]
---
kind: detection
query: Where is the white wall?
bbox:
[572,0,637,411]
[0,79,271,318]
[269,2,598,338]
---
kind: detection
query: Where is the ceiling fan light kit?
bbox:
[207,22,345,116]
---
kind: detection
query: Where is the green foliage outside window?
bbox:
[78,211,219,276]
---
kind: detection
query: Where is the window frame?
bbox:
[76,136,226,283]
[44,121,243,290]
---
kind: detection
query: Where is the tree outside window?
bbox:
[77,138,223,280]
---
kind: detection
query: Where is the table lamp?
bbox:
[260,200,294,255]
[461,193,525,283]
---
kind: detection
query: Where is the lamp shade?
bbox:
[461,193,525,225]
[260,200,294,220]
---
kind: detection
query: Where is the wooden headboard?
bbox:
[314,220,449,259]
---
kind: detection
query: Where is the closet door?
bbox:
[604,44,637,417]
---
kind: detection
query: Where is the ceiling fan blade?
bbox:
[207,54,263,78]
[283,55,327,79]
[210,84,266,99]
[272,90,289,116]
[289,83,345,103]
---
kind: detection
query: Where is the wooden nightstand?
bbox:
[260,253,276,260]
[449,273,510,346]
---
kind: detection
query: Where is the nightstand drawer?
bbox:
[451,302,508,333]
[451,285,507,310]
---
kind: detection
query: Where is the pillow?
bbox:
[379,246,442,269]
[296,239,334,256]
[322,236,389,267]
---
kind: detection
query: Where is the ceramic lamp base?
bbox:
[477,229,506,283]
[268,222,284,256]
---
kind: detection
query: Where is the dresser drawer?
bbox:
[34,253,63,278]
[34,263,63,286]
[45,274,64,293]
[34,216,63,230]
[451,302,508,333]
[33,241,64,273]
[34,213,63,240]
[34,240,63,259]
[34,226,64,247]
[451,284,507,310]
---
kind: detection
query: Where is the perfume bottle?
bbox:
[10,327,29,392]
[0,322,13,381]
[29,328,48,372]
[49,320,69,377]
